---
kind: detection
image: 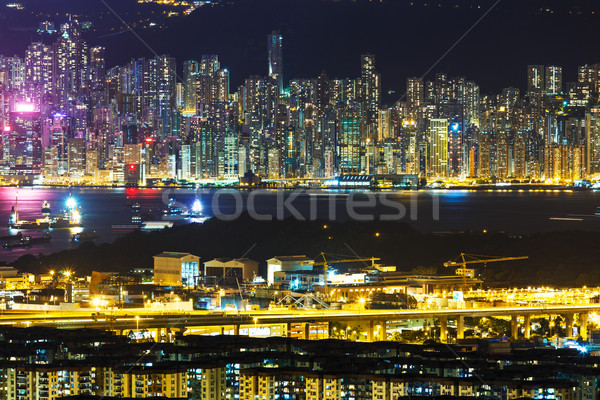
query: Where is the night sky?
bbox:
[1,0,599,101]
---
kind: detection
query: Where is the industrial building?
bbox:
[153,252,200,287]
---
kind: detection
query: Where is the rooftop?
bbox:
[154,252,197,259]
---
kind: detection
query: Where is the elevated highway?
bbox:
[2,303,599,342]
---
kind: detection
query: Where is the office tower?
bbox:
[216,69,230,101]
[477,130,492,179]
[527,65,545,92]
[183,60,198,112]
[267,148,280,179]
[545,66,563,95]
[495,130,509,179]
[0,56,25,92]
[238,144,248,177]
[429,119,449,178]
[180,144,191,180]
[7,103,43,175]
[435,73,451,104]
[267,31,283,94]
[407,77,424,112]
[25,42,54,95]
[53,19,88,107]
[88,46,106,106]
[463,81,480,126]
[156,55,176,137]
[360,53,381,125]
[513,131,527,179]
[586,108,600,177]
[124,143,142,166]
[316,72,331,114]
[198,55,220,105]
[377,109,393,141]
[197,122,216,178]
[222,132,238,178]
[339,106,361,174]
[67,137,86,176]
[86,149,99,177]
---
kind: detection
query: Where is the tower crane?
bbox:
[305,252,381,290]
[443,253,528,292]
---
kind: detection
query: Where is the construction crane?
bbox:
[443,253,528,292]
[306,252,381,289]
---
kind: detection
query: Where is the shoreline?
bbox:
[0,183,593,192]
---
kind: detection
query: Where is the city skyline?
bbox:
[2,15,600,184]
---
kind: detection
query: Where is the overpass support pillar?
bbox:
[155,328,162,342]
[524,315,531,339]
[511,315,519,339]
[457,316,465,340]
[234,324,240,336]
[286,323,292,338]
[579,313,589,341]
[303,323,310,340]
[220,326,225,335]
[367,320,374,342]
[379,321,387,341]
[439,317,448,343]
[565,314,574,337]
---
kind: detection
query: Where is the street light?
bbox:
[135,315,140,333]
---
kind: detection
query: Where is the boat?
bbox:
[8,205,51,229]
[3,233,51,249]
[163,197,184,215]
[41,201,51,216]
[71,231,98,242]
[141,221,174,231]
[8,197,81,230]
[0,232,22,240]
[188,198,204,218]
[131,203,141,211]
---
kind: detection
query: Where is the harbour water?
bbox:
[0,187,599,262]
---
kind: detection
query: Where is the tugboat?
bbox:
[163,197,184,216]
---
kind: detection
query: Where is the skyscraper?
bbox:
[360,53,381,132]
[586,108,600,177]
[267,31,283,94]
[407,77,424,112]
[183,60,198,112]
[339,107,361,174]
[527,65,545,93]
[545,66,563,95]
[429,119,449,178]
[25,42,54,96]
[53,19,88,107]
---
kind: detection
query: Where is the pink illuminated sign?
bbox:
[15,103,35,112]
